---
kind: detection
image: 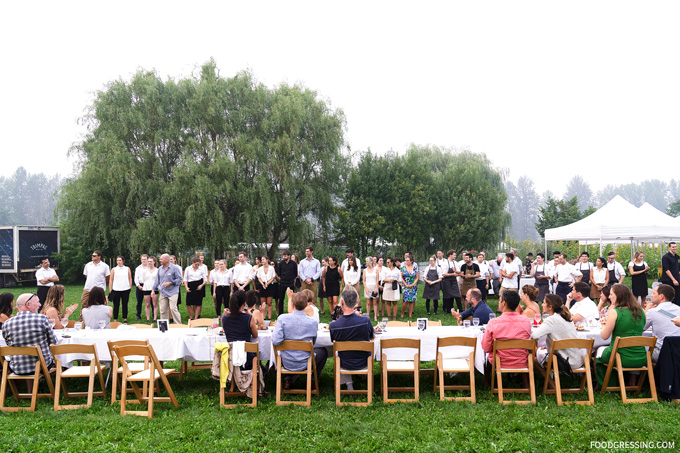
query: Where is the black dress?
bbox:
[631,262,648,298]
[324,266,340,297]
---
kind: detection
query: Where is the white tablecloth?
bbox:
[52,327,219,363]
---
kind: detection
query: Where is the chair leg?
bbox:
[553,356,563,406]
[528,360,536,404]
[616,354,628,403]
[86,366,96,408]
[0,365,8,411]
[111,369,118,404]
[647,356,658,402]
[584,360,594,405]
[147,378,154,419]
[54,371,62,411]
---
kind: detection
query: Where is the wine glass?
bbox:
[488,313,496,321]
[463,319,470,329]
[49,319,56,329]
[472,317,480,328]
[62,317,70,329]
[74,322,82,332]
[98,320,106,330]
[381,317,388,330]
[534,314,542,326]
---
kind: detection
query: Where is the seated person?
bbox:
[303,289,320,322]
[520,285,541,320]
[40,285,78,329]
[222,291,259,370]
[2,293,57,380]
[596,284,647,386]
[481,290,532,369]
[596,285,612,317]
[329,287,374,390]
[244,290,266,329]
[567,282,599,325]
[273,291,327,389]
[531,294,584,385]
[81,287,112,329]
[451,288,493,325]
[0,292,15,328]
[644,284,680,362]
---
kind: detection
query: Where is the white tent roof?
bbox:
[544,195,639,241]
[599,203,680,241]
[545,196,680,242]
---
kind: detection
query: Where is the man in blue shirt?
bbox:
[330,287,374,390]
[152,253,184,324]
[451,288,493,325]
[273,291,327,389]
[298,246,322,307]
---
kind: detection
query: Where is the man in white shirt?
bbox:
[299,246,322,306]
[232,251,253,292]
[340,248,355,275]
[510,248,523,288]
[606,252,626,285]
[499,252,520,298]
[35,257,59,310]
[567,282,599,325]
[82,250,110,309]
[644,284,680,361]
[133,254,148,320]
[553,254,582,304]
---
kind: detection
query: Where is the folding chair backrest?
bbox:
[550,338,593,355]
[333,341,374,355]
[386,321,409,327]
[615,336,656,349]
[436,336,476,349]
[189,318,214,328]
[274,340,314,354]
[381,338,421,352]
[114,344,161,375]
[51,343,99,359]
[0,345,52,376]
[428,320,442,326]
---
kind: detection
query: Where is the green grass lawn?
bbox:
[1,284,679,452]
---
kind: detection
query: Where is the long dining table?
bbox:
[2,321,644,375]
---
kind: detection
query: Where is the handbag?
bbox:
[371,290,378,298]
[391,281,398,290]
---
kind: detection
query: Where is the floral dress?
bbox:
[401,263,419,303]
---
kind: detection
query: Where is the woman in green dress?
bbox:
[596,283,647,385]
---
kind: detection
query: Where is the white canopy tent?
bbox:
[544,195,680,258]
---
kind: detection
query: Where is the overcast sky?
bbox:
[2,1,678,197]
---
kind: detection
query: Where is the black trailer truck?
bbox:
[0,226,60,287]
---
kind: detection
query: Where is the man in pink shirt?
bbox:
[482,290,532,369]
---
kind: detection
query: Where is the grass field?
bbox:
[0,284,678,452]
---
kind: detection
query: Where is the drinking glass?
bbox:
[49,319,56,329]
[534,314,542,325]
[62,317,70,329]
[542,313,549,323]
[472,317,480,328]
[98,320,106,330]
[488,313,496,321]
[74,322,82,331]
[463,320,470,329]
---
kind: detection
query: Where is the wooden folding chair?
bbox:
[274,340,319,406]
[380,338,420,403]
[169,323,189,328]
[0,346,56,412]
[386,321,409,327]
[428,320,443,327]
[110,321,122,329]
[543,338,594,405]
[490,339,536,405]
[434,336,476,402]
[129,324,152,329]
[113,344,179,418]
[600,336,658,404]
[50,344,108,411]
[107,340,150,404]
[189,318,215,328]
[220,342,260,409]
[333,341,374,407]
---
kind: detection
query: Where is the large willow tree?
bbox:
[59,60,347,263]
